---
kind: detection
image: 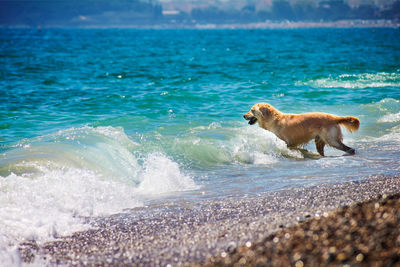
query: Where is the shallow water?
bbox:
[0,28,400,261]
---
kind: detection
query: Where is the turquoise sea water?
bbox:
[1,28,400,259]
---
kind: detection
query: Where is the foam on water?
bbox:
[378,112,400,123]
[229,126,303,163]
[297,72,400,89]
[374,125,400,144]
[1,126,141,181]
[0,126,196,261]
[137,152,197,195]
[171,123,303,168]
[375,99,400,124]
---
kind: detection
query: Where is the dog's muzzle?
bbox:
[248,117,257,125]
[244,115,258,125]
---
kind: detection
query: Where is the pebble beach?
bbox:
[201,182,400,266]
[18,175,400,266]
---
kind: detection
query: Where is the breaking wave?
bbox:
[172,123,303,167]
[0,126,196,255]
[297,72,400,89]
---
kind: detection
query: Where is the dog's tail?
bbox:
[337,116,360,133]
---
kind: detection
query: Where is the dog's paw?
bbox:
[344,148,355,155]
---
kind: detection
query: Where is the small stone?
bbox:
[226,242,237,253]
[337,253,347,261]
[293,252,302,261]
[356,253,364,262]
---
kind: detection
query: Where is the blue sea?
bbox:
[1,28,400,261]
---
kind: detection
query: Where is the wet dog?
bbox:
[244,103,360,156]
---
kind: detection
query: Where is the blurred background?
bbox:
[0,0,399,28]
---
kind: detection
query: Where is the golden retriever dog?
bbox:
[243,103,360,156]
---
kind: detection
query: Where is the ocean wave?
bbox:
[362,98,400,124]
[373,99,400,123]
[137,152,197,195]
[297,72,400,89]
[378,112,400,123]
[0,165,144,265]
[374,125,400,143]
[171,123,304,168]
[229,126,303,163]
[1,126,141,182]
[0,126,196,251]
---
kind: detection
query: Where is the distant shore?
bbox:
[2,19,399,29]
[174,19,400,29]
[19,175,400,266]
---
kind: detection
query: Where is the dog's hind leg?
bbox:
[332,141,355,155]
[326,136,355,155]
[324,125,356,155]
[315,136,325,156]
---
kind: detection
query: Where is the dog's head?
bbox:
[243,103,276,126]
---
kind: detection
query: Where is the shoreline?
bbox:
[18,175,400,266]
[2,20,399,29]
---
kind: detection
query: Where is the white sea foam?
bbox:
[0,166,142,266]
[230,126,303,164]
[370,98,400,112]
[137,153,197,195]
[0,126,197,264]
[297,72,400,89]
[175,123,305,167]
[378,112,400,123]
[375,125,400,143]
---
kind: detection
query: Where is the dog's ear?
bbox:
[259,106,270,117]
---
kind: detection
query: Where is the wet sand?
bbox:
[19,175,400,266]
